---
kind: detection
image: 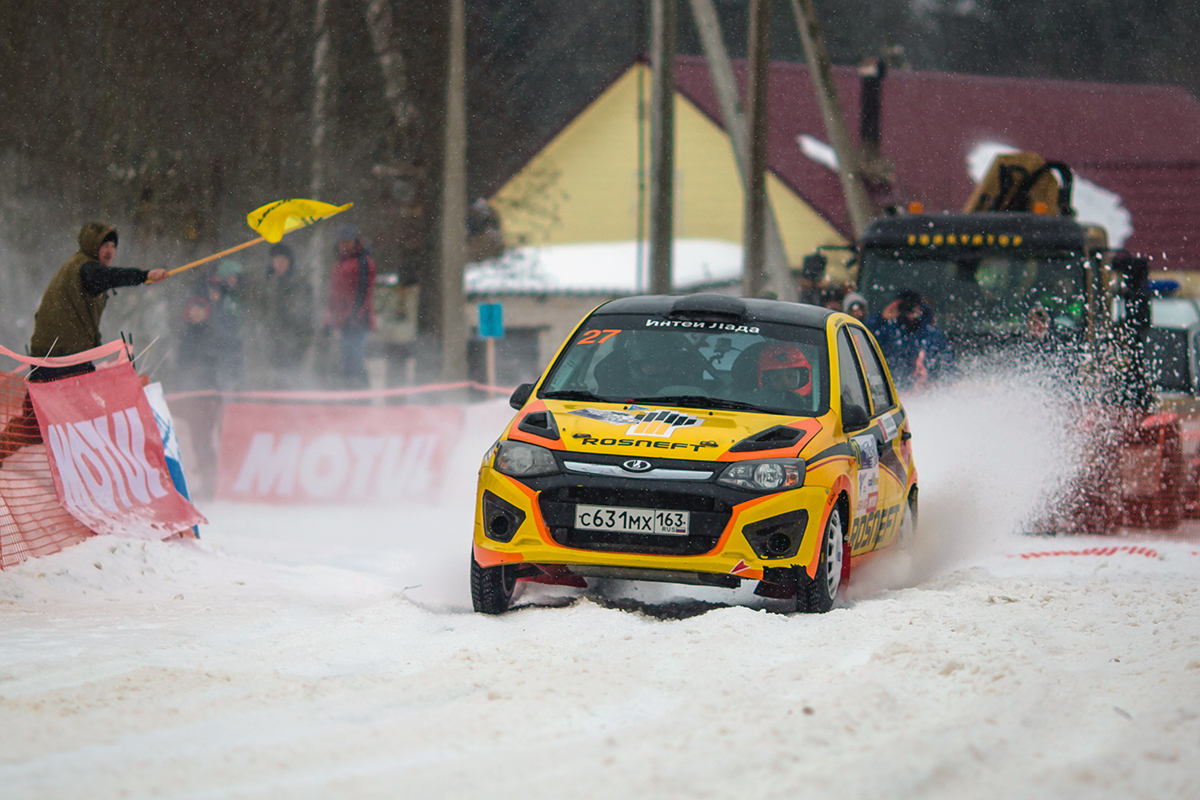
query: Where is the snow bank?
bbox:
[2,389,1199,799]
[465,239,742,295]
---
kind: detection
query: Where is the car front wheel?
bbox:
[797,504,844,614]
[471,555,517,614]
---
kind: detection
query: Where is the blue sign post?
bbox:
[478,303,504,338]
[478,303,504,388]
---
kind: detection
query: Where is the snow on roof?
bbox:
[465,239,743,296]
[965,142,1134,248]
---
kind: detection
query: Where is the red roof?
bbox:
[673,56,1200,268]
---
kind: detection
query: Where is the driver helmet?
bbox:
[757,343,813,396]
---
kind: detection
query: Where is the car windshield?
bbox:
[859,250,1088,336]
[540,313,830,417]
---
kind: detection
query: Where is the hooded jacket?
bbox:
[29,223,149,357]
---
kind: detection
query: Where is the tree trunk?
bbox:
[309,0,336,344]
[788,0,874,239]
[310,0,334,201]
[363,0,417,145]
[440,0,468,381]
[688,0,794,301]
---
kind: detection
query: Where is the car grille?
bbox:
[538,485,733,556]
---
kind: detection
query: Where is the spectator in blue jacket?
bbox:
[866,288,954,390]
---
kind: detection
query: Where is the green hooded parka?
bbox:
[30,223,118,357]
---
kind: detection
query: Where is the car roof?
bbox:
[592,294,837,328]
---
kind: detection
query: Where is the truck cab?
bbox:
[828,152,1185,531]
[856,212,1107,358]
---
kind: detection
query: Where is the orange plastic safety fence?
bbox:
[0,371,93,569]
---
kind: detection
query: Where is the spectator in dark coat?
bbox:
[176,276,244,393]
[866,288,954,390]
[323,225,375,389]
[29,222,168,367]
[172,274,243,500]
[244,243,315,389]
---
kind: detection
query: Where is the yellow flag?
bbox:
[246,198,354,243]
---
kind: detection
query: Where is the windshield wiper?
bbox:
[541,389,612,402]
[630,395,763,412]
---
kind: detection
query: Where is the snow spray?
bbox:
[847,353,1091,599]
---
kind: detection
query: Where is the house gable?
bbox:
[489,64,846,266]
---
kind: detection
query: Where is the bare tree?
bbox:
[310,0,334,202]
[689,0,793,301]
[363,0,417,149]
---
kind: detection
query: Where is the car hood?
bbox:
[508,399,829,461]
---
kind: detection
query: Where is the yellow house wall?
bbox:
[491,64,847,268]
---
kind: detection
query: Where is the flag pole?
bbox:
[161,236,266,279]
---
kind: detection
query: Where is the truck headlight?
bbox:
[494,441,559,477]
[717,458,804,492]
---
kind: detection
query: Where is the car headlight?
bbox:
[717,458,804,492]
[494,441,559,477]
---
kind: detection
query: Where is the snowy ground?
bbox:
[2,383,1199,799]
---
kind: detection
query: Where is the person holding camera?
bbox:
[866,288,953,390]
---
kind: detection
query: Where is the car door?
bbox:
[848,325,906,549]
[836,326,881,556]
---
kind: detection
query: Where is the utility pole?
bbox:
[788,0,874,238]
[648,0,676,296]
[742,0,771,299]
[440,0,467,381]
[688,0,794,302]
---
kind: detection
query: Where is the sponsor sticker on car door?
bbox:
[851,434,880,516]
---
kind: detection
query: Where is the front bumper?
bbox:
[472,463,836,582]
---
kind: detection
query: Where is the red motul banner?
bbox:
[27,363,207,538]
[215,403,465,504]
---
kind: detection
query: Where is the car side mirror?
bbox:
[509,383,534,410]
[843,403,870,431]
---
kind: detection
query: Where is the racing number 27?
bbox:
[577,329,622,345]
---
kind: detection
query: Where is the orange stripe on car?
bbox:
[500,473,556,546]
[807,474,851,579]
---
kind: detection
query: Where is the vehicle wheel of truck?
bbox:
[797,505,844,614]
[471,555,516,614]
[897,490,918,550]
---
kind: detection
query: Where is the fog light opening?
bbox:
[766,532,792,556]
[481,491,525,543]
[488,514,511,540]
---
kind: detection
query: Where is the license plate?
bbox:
[574,505,690,536]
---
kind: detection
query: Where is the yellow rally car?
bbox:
[471,294,918,614]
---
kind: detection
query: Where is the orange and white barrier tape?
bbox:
[165,380,515,403]
[1010,545,1159,560]
[0,340,131,375]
